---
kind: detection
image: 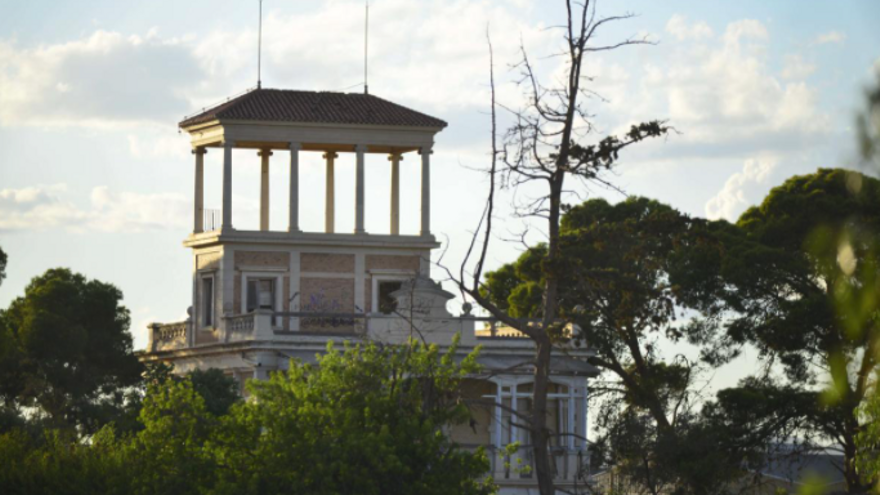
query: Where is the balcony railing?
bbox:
[149,321,189,352]
[484,445,589,484]
[148,311,569,351]
[203,208,221,231]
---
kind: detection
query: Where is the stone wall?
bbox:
[302,253,354,273]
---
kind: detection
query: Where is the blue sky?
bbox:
[1,1,878,392]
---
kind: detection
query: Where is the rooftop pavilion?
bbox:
[180,87,447,242]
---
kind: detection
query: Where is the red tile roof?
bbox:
[179,88,447,129]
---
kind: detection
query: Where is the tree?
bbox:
[857,65,880,171]
[0,268,144,434]
[449,2,670,492]
[482,197,756,494]
[723,168,880,493]
[0,246,7,287]
[856,376,880,492]
[211,338,492,495]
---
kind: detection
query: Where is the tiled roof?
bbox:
[179,88,447,129]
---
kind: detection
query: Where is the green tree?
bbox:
[723,168,880,493]
[125,377,219,495]
[0,246,7,287]
[0,268,144,434]
[856,376,880,493]
[212,338,493,495]
[483,197,750,494]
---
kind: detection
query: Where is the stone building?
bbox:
[140,87,598,494]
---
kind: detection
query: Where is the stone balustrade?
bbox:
[149,321,189,352]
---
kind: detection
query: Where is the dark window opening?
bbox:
[247,279,276,313]
[202,277,214,327]
[378,281,403,314]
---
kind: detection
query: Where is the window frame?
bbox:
[240,270,285,328]
[369,271,414,314]
[199,273,216,329]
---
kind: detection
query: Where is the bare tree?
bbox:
[442,2,671,493]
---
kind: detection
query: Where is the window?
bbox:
[377,280,403,314]
[202,277,214,327]
[246,278,276,313]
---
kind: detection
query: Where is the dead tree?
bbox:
[444,2,670,493]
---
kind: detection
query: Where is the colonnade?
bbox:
[192,143,432,236]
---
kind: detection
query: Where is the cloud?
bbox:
[705,156,778,221]
[0,184,189,233]
[0,30,205,127]
[612,17,830,163]
[813,31,846,45]
[665,15,714,41]
[780,54,816,80]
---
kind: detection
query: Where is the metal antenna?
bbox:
[364,0,369,94]
[257,0,263,89]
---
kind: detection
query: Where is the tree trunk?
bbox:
[532,335,555,495]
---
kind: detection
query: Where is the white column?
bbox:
[568,385,576,450]
[193,147,206,233]
[355,144,367,234]
[419,145,432,236]
[288,143,301,232]
[389,152,401,235]
[494,380,504,448]
[354,253,365,313]
[222,141,235,231]
[259,149,272,231]
[324,152,337,233]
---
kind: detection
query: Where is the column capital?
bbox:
[192,147,208,155]
[355,144,369,153]
[387,152,404,162]
[418,145,433,155]
[222,140,236,149]
[257,149,274,157]
[322,151,339,160]
[289,142,302,151]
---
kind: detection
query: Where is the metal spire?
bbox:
[364,0,369,94]
[258,0,263,89]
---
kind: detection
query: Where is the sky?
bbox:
[1,0,879,392]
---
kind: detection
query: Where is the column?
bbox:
[354,144,367,234]
[389,152,402,235]
[192,147,207,233]
[222,141,234,231]
[288,143,302,232]
[419,145,432,236]
[259,149,272,231]
[323,152,337,233]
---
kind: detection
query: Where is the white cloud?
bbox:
[0,184,189,233]
[813,31,846,45]
[665,15,714,41]
[781,54,816,80]
[0,30,205,127]
[705,156,778,221]
[127,132,191,160]
[616,18,830,160]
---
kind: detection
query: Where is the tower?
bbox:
[178,88,444,342]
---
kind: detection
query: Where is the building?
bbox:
[140,86,598,493]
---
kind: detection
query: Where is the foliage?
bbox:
[0,268,144,434]
[0,339,494,495]
[857,65,880,170]
[856,378,880,493]
[0,245,6,287]
[483,197,757,494]
[211,338,492,495]
[722,168,880,493]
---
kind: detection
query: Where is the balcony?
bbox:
[146,310,555,353]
